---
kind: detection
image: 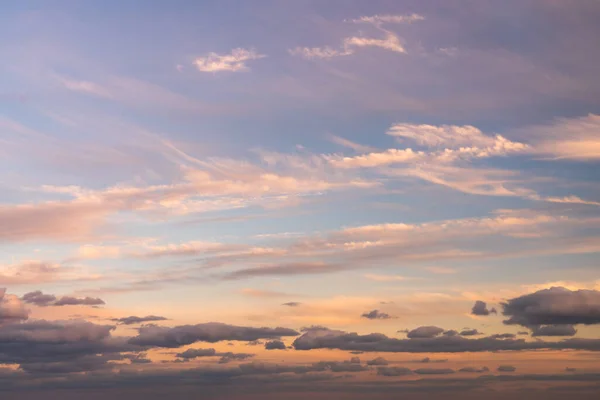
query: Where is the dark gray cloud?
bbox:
[407,326,444,339]
[123,353,152,364]
[53,296,105,307]
[488,333,516,339]
[531,324,577,337]
[129,322,299,347]
[418,357,448,363]
[565,367,577,372]
[349,357,361,364]
[459,329,481,336]
[264,340,286,350]
[366,357,388,366]
[443,330,458,337]
[361,309,394,320]
[110,315,168,325]
[21,291,105,307]
[459,366,490,373]
[376,366,412,376]
[414,368,455,375]
[471,300,497,316]
[175,348,217,359]
[21,291,57,307]
[502,287,600,326]
[292,327,600,353]
[0,319,137,374]
[218,352,255,364]
[281,302,301,307]
[497,365,517,372]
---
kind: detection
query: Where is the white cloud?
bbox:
[193,48,266,72]
[288,46,354,59]
[343,30,406,54]
[350,14,425,25]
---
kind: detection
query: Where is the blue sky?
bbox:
[1,1,600,399]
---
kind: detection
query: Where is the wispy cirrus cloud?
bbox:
[193,48,266,72]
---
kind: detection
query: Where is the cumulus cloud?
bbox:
[264,340,287,350]
[21,290,56,307]
[111,315,168,325]
[361,309,394,320]
[0,289,29,323]
[175,348,217,359]
[129,322,299,348]
[193,48,265,72]
[459,366,490,373]
[414,368,455,375]
[218,352,255,364]
[407,326,444,339]
[53,296,105,306]
[531,324,577,337]
[497,365,517,372]
[292,327,600,353]
[21,291,104,307]
[366,357,388,366]
[502,287,600,326]
[376,366,412,376]
[471,300,497,316]
[459,329,482,336]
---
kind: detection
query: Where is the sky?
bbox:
[1,0,600,398]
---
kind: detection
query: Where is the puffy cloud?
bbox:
[414,368,455,375]
[531,324,577,337]
[366,357,388,366]
[129,322,299,348]
[193,48,265,73]
[21,291,56,307]
[21,291,104,307]
[459,329,481,336]
[0,319,135,373]
[0,289,29,323]
[376,366,412,376]
[406,326,444,339]
[497,365,517,372]
[53,296,105,307]
[175,348,217,359]
[111,315,168,325]
[502,287,600,326]
[471,300,497,316]
[488,333,516,339]
[264,340,286,350]
[218,352,255,364]
[292,327,600,353]
[459,366,490,373]
[349,357,361,364]
[361,310,394,320]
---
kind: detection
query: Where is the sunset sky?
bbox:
[1,1,600,399]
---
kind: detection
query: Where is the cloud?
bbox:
[21,290,56,307]
[361,310,394,320]
[264,340,286,350]
[418,357,448,363]
[282,302,301,307]
[471,300,497,316]
[53,296,105,307]
[288,46,353,59]
[0,289,29,323]
[110,315,168,325]
[129,322,299,348]
[459,329,481,337]
[497,365,517,372]
[350,14,425,25]
[406,326,444,339]
[366,357,388,366]
[193,48,265,72]
[413,368,455,375]
[502,287,600,326]
[531,324,577,337]
[376,366,412,376]
[175,348,217,359]
[217,352,255,364]
[292,327,600,353]
[459,366,489,373]
[364,274,409,282]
